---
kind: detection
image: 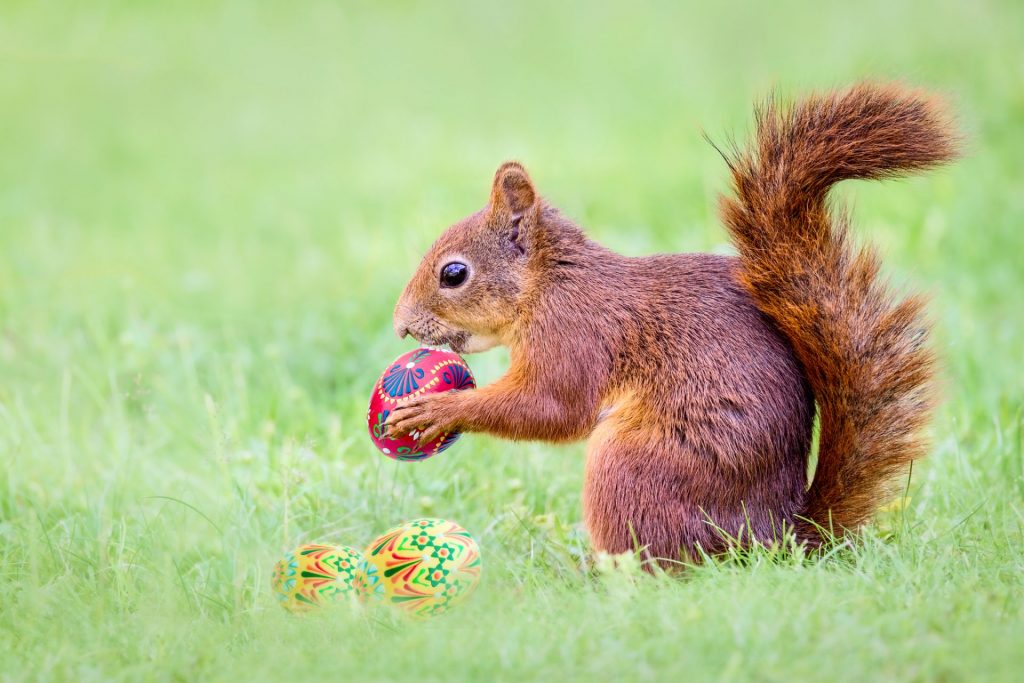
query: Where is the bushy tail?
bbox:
[717,83,959,541]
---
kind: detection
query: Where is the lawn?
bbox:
[1,1,1022,681]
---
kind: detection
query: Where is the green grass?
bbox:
[1,1,1022,680]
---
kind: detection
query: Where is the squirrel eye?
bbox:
[440,262,469,288]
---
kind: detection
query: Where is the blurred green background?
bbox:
[1,1,1021,681]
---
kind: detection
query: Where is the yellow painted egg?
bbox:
[271,543,364,612]
[359,518,481,618]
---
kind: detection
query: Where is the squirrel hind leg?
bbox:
[583,437,718,567]
[583,433,807,567]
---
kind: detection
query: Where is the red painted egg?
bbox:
[367,348,476,461]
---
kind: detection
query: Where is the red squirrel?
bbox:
[385,83,959,562]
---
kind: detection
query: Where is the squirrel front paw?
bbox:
[384,392,461,445]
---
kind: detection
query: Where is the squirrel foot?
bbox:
[384,392,461,445]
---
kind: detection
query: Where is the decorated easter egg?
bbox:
[358,518,481,618]
[367,347,475,461]
[271,543,364,612]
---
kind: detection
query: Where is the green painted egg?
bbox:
[271,543,364,612]
[358,518,481,618]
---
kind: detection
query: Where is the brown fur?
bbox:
[386,83,959,562]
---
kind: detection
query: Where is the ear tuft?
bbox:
[491,161,537,217]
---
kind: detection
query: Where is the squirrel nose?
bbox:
[393,300,415,339]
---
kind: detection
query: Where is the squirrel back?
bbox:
[718,83,959,539]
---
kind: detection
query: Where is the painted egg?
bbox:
[271,543,364,612]
[367,347,475,461]
[358,518,482,618]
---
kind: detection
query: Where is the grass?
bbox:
[1,1,1022,680]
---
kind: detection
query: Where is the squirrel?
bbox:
[385,83,959,563]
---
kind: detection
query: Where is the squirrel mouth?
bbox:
[409,328,469,354]
[444,338,467,353]
[436,332,469,354]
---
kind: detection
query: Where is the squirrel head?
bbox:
[393,161,545,354]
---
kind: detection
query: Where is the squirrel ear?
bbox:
[490,161,537,219]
